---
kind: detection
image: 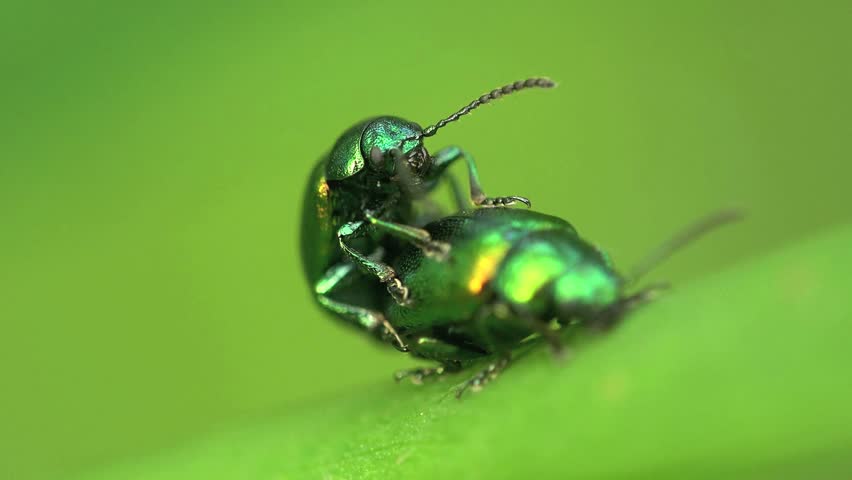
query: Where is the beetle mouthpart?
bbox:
[407,152,424,175]
[392,155,426,197]
[402,146,430,178]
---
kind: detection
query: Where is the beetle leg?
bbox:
[395,333,489,384]
[444,173,469,212]
[318,296,407,351]
[453,354,511,399]
[428,146,531,208]
[365,214,450,261]
[436,306,513,398]
[314,259,407,351]
[394,363,461,385]
[511,306,567,359]
[336,221,412,305]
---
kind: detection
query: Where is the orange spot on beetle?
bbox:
[468,254,500,294]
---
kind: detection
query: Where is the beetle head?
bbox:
[362,116,431,194]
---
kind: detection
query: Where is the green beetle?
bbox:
[384,208,740,397]
[301,78,555,350]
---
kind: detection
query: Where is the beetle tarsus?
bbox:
[394,366,448,384]
[477,196,532,208]
[453,355,511,399]
[385,277,411,306]
[376,317,408,352]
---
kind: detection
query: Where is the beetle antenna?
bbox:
[402,77,556,146]
[626,209,743,285]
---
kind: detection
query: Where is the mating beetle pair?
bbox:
[301,78,553,351]
[300,78,738,396]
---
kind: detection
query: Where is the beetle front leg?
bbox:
[443,173,469,212]
[314,260,407,351]
[429,146,531,208]
[337,221,412,305]
[365,213,450,261]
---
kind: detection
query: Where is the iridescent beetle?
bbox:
[384,208,740,397]
[301,78,555,351]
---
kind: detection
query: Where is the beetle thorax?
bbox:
[493,233,622,320]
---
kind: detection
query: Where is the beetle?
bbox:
[301,78,555,351]
[384,208,740,397]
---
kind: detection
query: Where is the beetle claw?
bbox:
[394,366,447,384]
[477,196,532,208]
[385,277,411,306]
[452,355,511,399]
[378,321,408,352]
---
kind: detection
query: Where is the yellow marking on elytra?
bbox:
[467,244,510,294]
[468,255,498,294]
[316,177,330,220]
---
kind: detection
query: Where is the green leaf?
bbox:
[74,225,852,479]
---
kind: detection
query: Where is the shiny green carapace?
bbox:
[385,208,738,397]
[384,209,624,395]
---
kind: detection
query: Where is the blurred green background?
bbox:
[1,1,849,478]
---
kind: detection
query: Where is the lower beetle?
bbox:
[385,208,740,397]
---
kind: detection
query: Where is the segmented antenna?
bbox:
[405,77,556,144]
[626,209,744,285]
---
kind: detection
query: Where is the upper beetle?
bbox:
[301,78,555,351]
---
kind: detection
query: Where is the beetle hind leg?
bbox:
[428,146,532,209]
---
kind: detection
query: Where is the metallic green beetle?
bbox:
[384,208,740,397]
[301,78,555,351]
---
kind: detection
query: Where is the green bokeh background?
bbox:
[1,1,849,478]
